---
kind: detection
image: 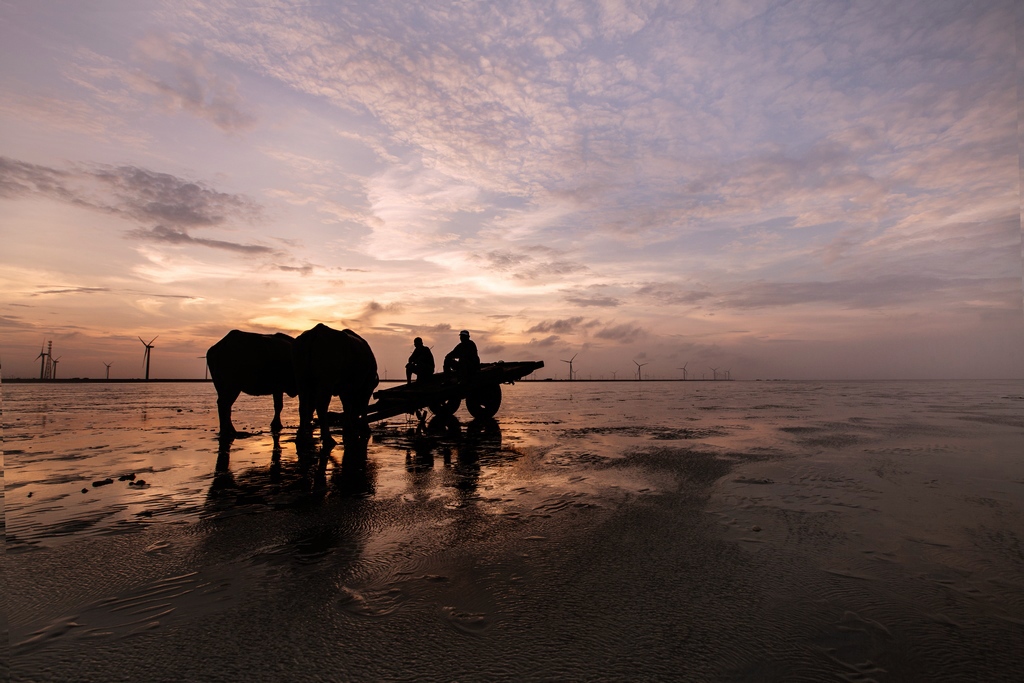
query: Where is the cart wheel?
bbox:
[429,396,461,416]
[466,383,502,419]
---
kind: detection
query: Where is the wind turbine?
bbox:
[711,367,719,381]
[198,356,207,380]
[51,356,61,379]
[139,336,157,380]
[677,362,689,380]
[633,360,648,380]
[561,353,578,381]
[725,368,731,381]
[36,343,48,379]
[104,362,112,380]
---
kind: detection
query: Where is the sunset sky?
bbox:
[2,0,1021,381]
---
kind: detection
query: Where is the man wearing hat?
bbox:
[444,329,480,381]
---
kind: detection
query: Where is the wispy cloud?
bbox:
[130,33,256,132]
[594,323,646,344]
[1,156,270,254]
[31,286,110,296]
[565,295,621,308]
[526,317,585,334]
[128,225,274,254]
[637,275,1020,312]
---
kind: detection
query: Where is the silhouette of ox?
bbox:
[207,330,297,439]
[293,323,378,446]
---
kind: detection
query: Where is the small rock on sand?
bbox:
[92,478,114,487]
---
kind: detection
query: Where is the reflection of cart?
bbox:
[365,360,544,422]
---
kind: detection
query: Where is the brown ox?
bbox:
[207,330,297,439]
[292,324,378,446]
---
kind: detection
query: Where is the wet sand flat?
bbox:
[4,380,1024,681]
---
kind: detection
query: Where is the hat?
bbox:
[459,330,470,337]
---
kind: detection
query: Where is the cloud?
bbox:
[125,290,199,300]
[638,275,1020,312]
[513,260,588,281]
[276,263,315,275]
[485,250,532,271]
[350,300,404,325]
[471,246,588,283]
[526,316,585,334]
[594,323,646,343]
[1,156,269,254]
[636,283,713,306]
[0,157,73,200]
[31,286,110,296]
[130,33,256,132]
[129,226,275,254]
[527,335,561,347]
[565,295,621,307]
[718,276,1017,311]
[92,164,261,227]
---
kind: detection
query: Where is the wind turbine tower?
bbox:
[677,362,689,380]
[104,362,112,380]
[711,367,719,381]
[139,336,157,380]
[51,356,61,379]
[36,343,49,380]
[43,341,54,379]
[561,353,578,381]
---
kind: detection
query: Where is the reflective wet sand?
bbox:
[4,380,1024,681]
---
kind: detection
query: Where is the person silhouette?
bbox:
[405,337,435,383]
[443,330,480,381]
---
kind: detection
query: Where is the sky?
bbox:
[1,0,1021,381]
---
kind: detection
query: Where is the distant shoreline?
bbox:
[2,377,742,384]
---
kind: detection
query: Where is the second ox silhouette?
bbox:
[293,323,378,446]
[207,330,297,439]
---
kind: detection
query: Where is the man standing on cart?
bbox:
[444,329,480,382]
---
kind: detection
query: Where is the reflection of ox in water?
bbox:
[207,330,297,440]
[293,324,378,447]
[209,433,374,511]
[204,435,374,570]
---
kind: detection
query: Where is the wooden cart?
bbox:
[362,360,544,423]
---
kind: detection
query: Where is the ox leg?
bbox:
[217,387,241,439]
[271,392,284,433]
[316,394,336,447]
[341,392,371,439]
[297,394,314,442]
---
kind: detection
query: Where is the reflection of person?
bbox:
[405,337,435,383]
[444,330,480,380]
